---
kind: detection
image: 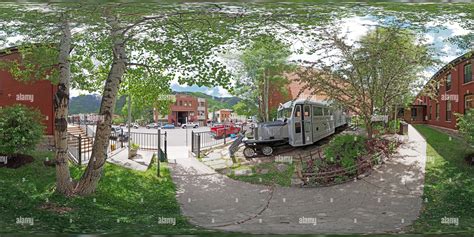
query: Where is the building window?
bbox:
[428,105,431,120]
[436,103,440,120]
[464,63,472,84]
[465,94,474,114]
[179,101,183,106]
[446,101,451,121]
[411,108,417,119]
[446,73,451,91]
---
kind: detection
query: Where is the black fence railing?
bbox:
[68,134,94,166]
[191,129,237,157]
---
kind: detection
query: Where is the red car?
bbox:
[210,123,241,139]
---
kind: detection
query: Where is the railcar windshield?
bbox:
[277,108,292,121]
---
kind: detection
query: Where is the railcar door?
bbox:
[292,104,304,146]
[303,104,312,144]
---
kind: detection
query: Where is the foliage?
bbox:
[237,34,295,122]
[0,152,217,235]
[455,109,474,147]
[229,162,295,187]
[324,134,367,170]
[412,125,474,233]
[0,104,45,155]
[131,143,140,150]
[232,100,258,118]
[297,26,437,138]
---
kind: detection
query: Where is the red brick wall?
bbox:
[0,50,56,135]
[413,57,474,130]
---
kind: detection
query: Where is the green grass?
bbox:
[411,125,474,234]
[0,151,215,235]
[228,162,295,187]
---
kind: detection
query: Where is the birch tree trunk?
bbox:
[55,16,74,195]
[74,14,127,196]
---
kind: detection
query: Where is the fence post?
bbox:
[191,131,194,153]
[164,131,167,159]
[157,129,161,177]
[78,135,82,166]
[224,128,226,144]
[197,133,201,159]
[120,129,124,148]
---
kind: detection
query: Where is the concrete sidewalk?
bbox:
[169,125,427,234]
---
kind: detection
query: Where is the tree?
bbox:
[0,3,236,195]
[0,105,45,156]
[232,100,258,118]
[239,34,294,122]
[296,26,436,139]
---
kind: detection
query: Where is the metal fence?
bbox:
[69,129,168,165]
[191,130,232,157]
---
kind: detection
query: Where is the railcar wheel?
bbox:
[243,147,256,158]
[261,146,273,156]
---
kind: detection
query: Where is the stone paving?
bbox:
[169,124,427,234]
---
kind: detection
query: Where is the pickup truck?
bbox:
[210,123,241,139]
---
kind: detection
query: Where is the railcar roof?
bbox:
[280,99,330,109]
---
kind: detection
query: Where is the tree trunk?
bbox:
[54,17,74,196]
[74,14,127,196]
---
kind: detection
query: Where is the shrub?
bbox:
[0,104,45,155]
[456,109,474,147]
[324,134,367,170]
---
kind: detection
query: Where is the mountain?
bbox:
[173,91,240,110]
[69,92,239,115]
[69,95,126,115]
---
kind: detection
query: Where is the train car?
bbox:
[243,99,348,158]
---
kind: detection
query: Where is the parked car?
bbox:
[162,124,175,129]
[210,123,241,139]
[125,123,139,129]
[111,126,122,133]
[146,123,160,129]
[181,122,199,129]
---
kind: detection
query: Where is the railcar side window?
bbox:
[313,106,323,116]
[304,105,310,118]
[325,108,331,115]
[294,105,301,117]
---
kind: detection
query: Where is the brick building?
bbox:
[154,94,208,126]
[407,51,473,130]
[0,46,57,135]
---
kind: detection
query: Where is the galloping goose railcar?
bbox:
[243,99,348,158]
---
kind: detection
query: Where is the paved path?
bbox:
[169,125,427,234]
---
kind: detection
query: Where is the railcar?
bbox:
[242,99,348,158]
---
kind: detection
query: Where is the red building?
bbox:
[0,46,56,135]
[408,51,473,130]
[154,94,208,126]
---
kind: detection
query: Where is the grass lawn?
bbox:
[411,125,474,234]
[228,162,295,187]
[0,151,216,235]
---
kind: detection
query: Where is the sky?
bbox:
[65,15,472,98]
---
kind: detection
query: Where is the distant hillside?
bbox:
[69,95,126,115]
[173,91,240,110]
[69,92,239,115]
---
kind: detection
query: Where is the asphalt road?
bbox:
[86,125,215,148]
